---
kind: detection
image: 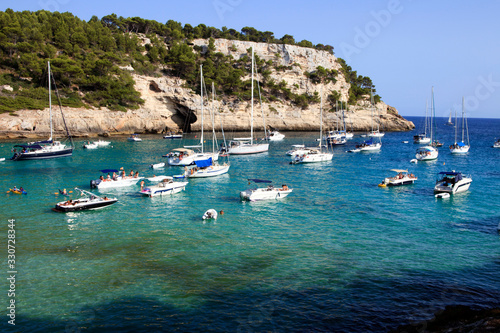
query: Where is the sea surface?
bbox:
[0,116,499,332]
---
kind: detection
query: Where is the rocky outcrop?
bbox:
[0,39,413,138]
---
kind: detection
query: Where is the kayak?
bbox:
[9,188,27,195]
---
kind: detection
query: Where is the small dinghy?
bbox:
[150,162,166,169]
[0,157,5,162]
[83,141,98,149]
[410,159,418,163]
[203,209,218,220]
[435,192,450,199]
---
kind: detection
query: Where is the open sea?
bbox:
[0,116,499,332]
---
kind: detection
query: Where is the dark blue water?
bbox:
[0,117,499,332]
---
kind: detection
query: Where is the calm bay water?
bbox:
[1,116,499,332]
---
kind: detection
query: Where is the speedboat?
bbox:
[416,146,438,161]
[240,179,293,201]
[367,130,385,138]
[494,139,500,148]
[83,141,98,149]
[266,130,285,141]
[128,134,142,142]
[357,138,381,151]
[434,171,472,195]
[379,169,417,187]
[163,132,183,139]
[90,169,144,189]
[139,177,188,197]
[54,188,117,212]
[202,209,218,220]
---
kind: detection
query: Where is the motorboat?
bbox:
[379,169,417,187]
[368,130,385,138]
[202,209,218,220]
[449,97,470,154]
[290,148,333,163]
[435,192,450,199]
[184,158,230,178]
[150,162,166,169]
[416,146,438,161]
[128,134,142,142]
[54,188,117,212]
[413,134,431,144]
[266,130,285,141]
[90,169,144,189]
[146,175,170,182]
[83,141,98,149]
[95,140,111,146]
[434,171,472,195]
[493,139,500,148]
[325,132,347,146]
[286,144,305,156]
[139,177,188,197]
[166,148,218,166]
[0,157,5,162]
[240,179,293,201]
[163,132,183,139]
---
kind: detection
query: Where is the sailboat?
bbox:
[358,90,382,151]
[11,61,73,160]
[168,65,219,166]
[228,48,269,155]
[290,87,333,163]
[325,101,347,145]
[449,97,470,154]
[185,82,230,178]
[367,91,385,138]
[445,110,454,126]
[413,100,431,144]
[416,87,438,161]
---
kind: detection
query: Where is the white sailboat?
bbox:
[11,61,73,160]
[416,87,438,161]
[228,48,269,155]
[367,91,385,138]
[449,97,470,154]
[445,110,454,126]
[290,87,333,163]
[413,100,431,144]
[168,65,219,166]
[185,82,230,178]
[358,90,382,151]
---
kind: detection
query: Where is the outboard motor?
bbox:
[90,179,99,189]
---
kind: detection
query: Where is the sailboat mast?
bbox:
[461,97,465,143]
[430,87,434,142]
[48,61,53,141]
[424,100,428,137]
[250,47,254,145]
[319,86,323,148]
[200,65,204,154]
[454,108,458,144]
[212,82,216,154]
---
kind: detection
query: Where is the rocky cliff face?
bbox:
[0,39,413,138]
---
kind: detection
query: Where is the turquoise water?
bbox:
[1,117,499,332]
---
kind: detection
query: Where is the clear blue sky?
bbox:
[4,0,500,118]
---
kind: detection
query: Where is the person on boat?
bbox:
[281,185,289,191]
[13,186,18,192]
[103,196,108,200]
[20,187,25,193]
[112,172,117,181]
[121,170,126,178]
[129,170,134,177]
[140,180,145,191]
[100,175,104,181]
[107,173,111,180]
[134,171,139,178]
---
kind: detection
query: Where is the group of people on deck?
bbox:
[99,169,140,182]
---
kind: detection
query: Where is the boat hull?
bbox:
[140,182,188,197]
[228,143,269,155]
[11,147,73,160]
[91,177,144,189]
[434,178,472,194]
[54,198,118,212]
[188,165,230,178]
[240,188,293,201]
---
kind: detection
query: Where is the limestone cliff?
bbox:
[0,39,413,138]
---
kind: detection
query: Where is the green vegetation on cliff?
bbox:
[0,9,380,114]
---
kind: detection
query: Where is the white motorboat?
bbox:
[139,177,188,197]
[434,171,472,195]
[413,134,431,144]
[286,144,305,156]
[90,169,144,189]
[266,130,285,141]
[325,131,347,145]
[416,146,438,161]
[379,169,417,187]
[167,148,196,166]
[202,209,218,220]
[150,162,166,169]
[449,97,470,154]
[54,188,117,212]
[0,157,5,162]
[163,132,183,139]
[290,148,333,163]
[11,61,73,161]
[493,139,500,148]
[95,140,111,146]
[228,48,269,155]
[368,130,385,138]
[83,141,98,149]
[357,139,382,152]
[240,179,293,201]
[184,159,230,178]
[128,134,142,142]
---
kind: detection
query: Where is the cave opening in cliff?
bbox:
[171,104,197,133]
